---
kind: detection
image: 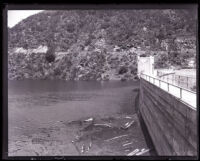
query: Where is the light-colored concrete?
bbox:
[141,74,196,108]
[139,78,197,156]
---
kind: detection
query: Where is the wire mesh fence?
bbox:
[157,71,196,92]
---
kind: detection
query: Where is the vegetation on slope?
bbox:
[8,9,197,80]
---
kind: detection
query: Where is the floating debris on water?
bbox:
[125,149,131,152]
[105,134,129,142]
[81,144,85,153]
[122,142,133,147]
[135,148,150,155]
[94,123,112,128]
[127,148,150,156]
[125,116,132,119]
[127,149,139,156]
[122,140,131,144]
[121,120,135,130]
[84,118,94,122]
[9,113,154,156]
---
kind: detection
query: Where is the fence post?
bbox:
[153,77,155,84]
[187,77,189,88]
[167,83,169,92]
[180,88,182,99]
[159,79,161,87]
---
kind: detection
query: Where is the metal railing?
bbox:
[157,71,196,91]
[140,73,196,108]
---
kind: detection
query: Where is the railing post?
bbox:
[153,77,155,84]
[167,83,169,92]
[187,77,189,88]
[180,88,182,99]
[159,79,161,87]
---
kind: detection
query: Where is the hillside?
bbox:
[8,9,197,80]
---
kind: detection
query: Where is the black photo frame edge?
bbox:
[1,1,199,160]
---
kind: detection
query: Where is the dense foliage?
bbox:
[8,49,138,80]
[8,10,197,80]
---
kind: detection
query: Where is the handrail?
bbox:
[140,73,197,109]
[140,73,196,95]
[157,71,196,79]
[158,72,175,77]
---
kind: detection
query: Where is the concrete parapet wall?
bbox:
[139,78,197,156]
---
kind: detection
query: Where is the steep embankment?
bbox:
[8,10,197,80]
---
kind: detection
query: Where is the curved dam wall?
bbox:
[139,78,197,156]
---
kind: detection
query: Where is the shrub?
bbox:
[154,52,168,68]
[45,45,56,63]
[45,54,55,63]
[118,66,128,75]
[54,68,61,75]
[66,23,75,33]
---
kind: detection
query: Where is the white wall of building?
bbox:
[137,56,155,76]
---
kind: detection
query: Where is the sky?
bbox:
[7,10,44,28]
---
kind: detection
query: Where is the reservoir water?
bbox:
[8,80,155,156]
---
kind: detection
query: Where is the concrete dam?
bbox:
[137,56,197,156]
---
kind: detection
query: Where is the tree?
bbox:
[45,42,56,63]
[154,53,168,68]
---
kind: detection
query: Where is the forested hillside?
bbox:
[8,9,197,80]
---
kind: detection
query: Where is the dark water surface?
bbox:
[8,80,139,138]
[8,80,138,94]
[8,80,157,156]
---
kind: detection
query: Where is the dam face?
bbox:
[139,78,197,156]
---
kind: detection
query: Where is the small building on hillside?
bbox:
[137,55,155,77]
